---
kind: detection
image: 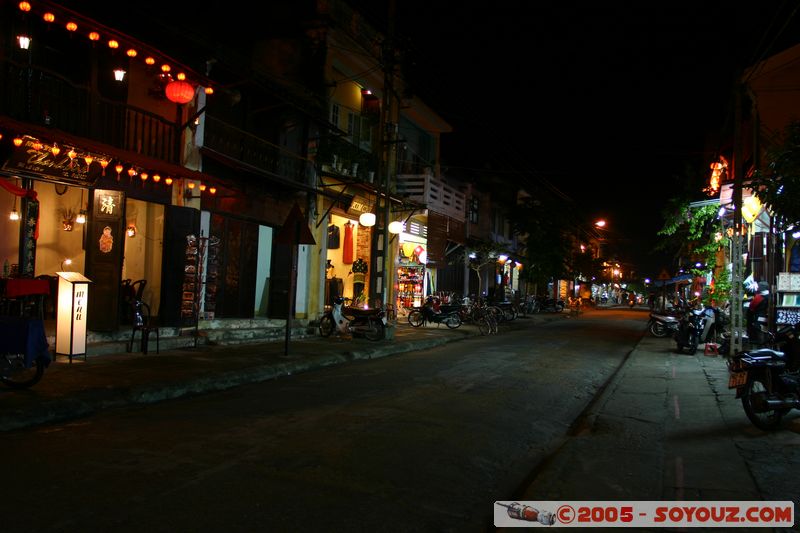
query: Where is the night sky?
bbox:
[78,1,800,277]
[353,1,800,276]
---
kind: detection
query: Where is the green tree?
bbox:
[657,202,730,306]
[465,239,504,298]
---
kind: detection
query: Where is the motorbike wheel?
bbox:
[684,332,698,355]
[318,314,335,337]
[408,310,424,328]
[444,315,462,329]
[741,373,786,430]
[0,354,45,389]
[363,317,385,341]
[649,320,668,338]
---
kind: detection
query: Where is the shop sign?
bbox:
[348,195,371,215]
[2,138,100,187]
[405,220,427,239]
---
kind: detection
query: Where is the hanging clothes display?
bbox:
[343,221,354,264]
[327,224,340,249]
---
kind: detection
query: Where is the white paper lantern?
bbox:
[359,212,376,227]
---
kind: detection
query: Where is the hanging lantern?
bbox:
[13,137,23,147]
[165,80,194,104]
[51,144,61,156]
[43,12,55,23]
[359,212,376,227]
[99,159,108,175]
[66,22,77,32]
[165,177,173,186]
[115,164,123,180]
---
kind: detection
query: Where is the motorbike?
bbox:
[408,296,462,328]
[647,311,681,337]
[727,323,800,430]
[537,296,565,313]
[318,297,386,341]
[673,307,709,355]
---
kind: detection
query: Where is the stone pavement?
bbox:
[0,311,566,433]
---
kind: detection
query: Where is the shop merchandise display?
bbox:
[343,221,354,264]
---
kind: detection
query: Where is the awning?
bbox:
[652,273,693,287]
[0,115,219,186]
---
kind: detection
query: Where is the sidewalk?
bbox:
[516,334,768,502]
[0,312,565,433]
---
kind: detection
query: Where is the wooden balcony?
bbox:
[0,58,179,164]
[396,173,466,222]
[202,116,310,185]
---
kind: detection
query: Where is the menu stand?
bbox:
[55,272,92,363]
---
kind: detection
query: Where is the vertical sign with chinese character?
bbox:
[85,189,125,331]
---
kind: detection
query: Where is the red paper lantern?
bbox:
[165,80,194,104]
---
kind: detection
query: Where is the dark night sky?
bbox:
[85,1,800,277]
[352,1,800,276]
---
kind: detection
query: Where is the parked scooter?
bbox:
[727,323,800,430]
[318,297,386,341]
[408,295,462,328]
[674,307,709,354]
[537,296,565,313]
[647,311,681,338]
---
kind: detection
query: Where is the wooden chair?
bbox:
[127,300,159,354]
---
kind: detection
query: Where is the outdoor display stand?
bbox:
[776,272,800,325]
[55,271,92,363]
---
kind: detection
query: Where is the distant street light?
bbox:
[595,219,606,228]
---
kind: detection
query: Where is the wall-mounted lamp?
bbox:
[18,35,31,50]
[126,225,136,237]
[9,195,20,221]
[113,69,126,81]
[61,258,72,271]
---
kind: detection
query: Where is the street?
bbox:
[4,309,798,532]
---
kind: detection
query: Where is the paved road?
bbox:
[3,308,641,532]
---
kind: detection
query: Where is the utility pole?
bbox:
[371,0,396,307]
[729,83,745,356]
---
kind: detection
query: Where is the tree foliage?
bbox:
[657,202,730,306]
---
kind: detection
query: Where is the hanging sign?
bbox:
[2,136,101,187]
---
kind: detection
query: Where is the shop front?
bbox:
[395,218,428,313]
[0,132,208,332]
[325,212,371,307]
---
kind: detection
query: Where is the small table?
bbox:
[0,278,51,318]
[0,316,50,367]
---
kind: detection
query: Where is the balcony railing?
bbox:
[0,58,179,163]
[396,173,466,222]
[315,131,378,184]
[202,115,310,185]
